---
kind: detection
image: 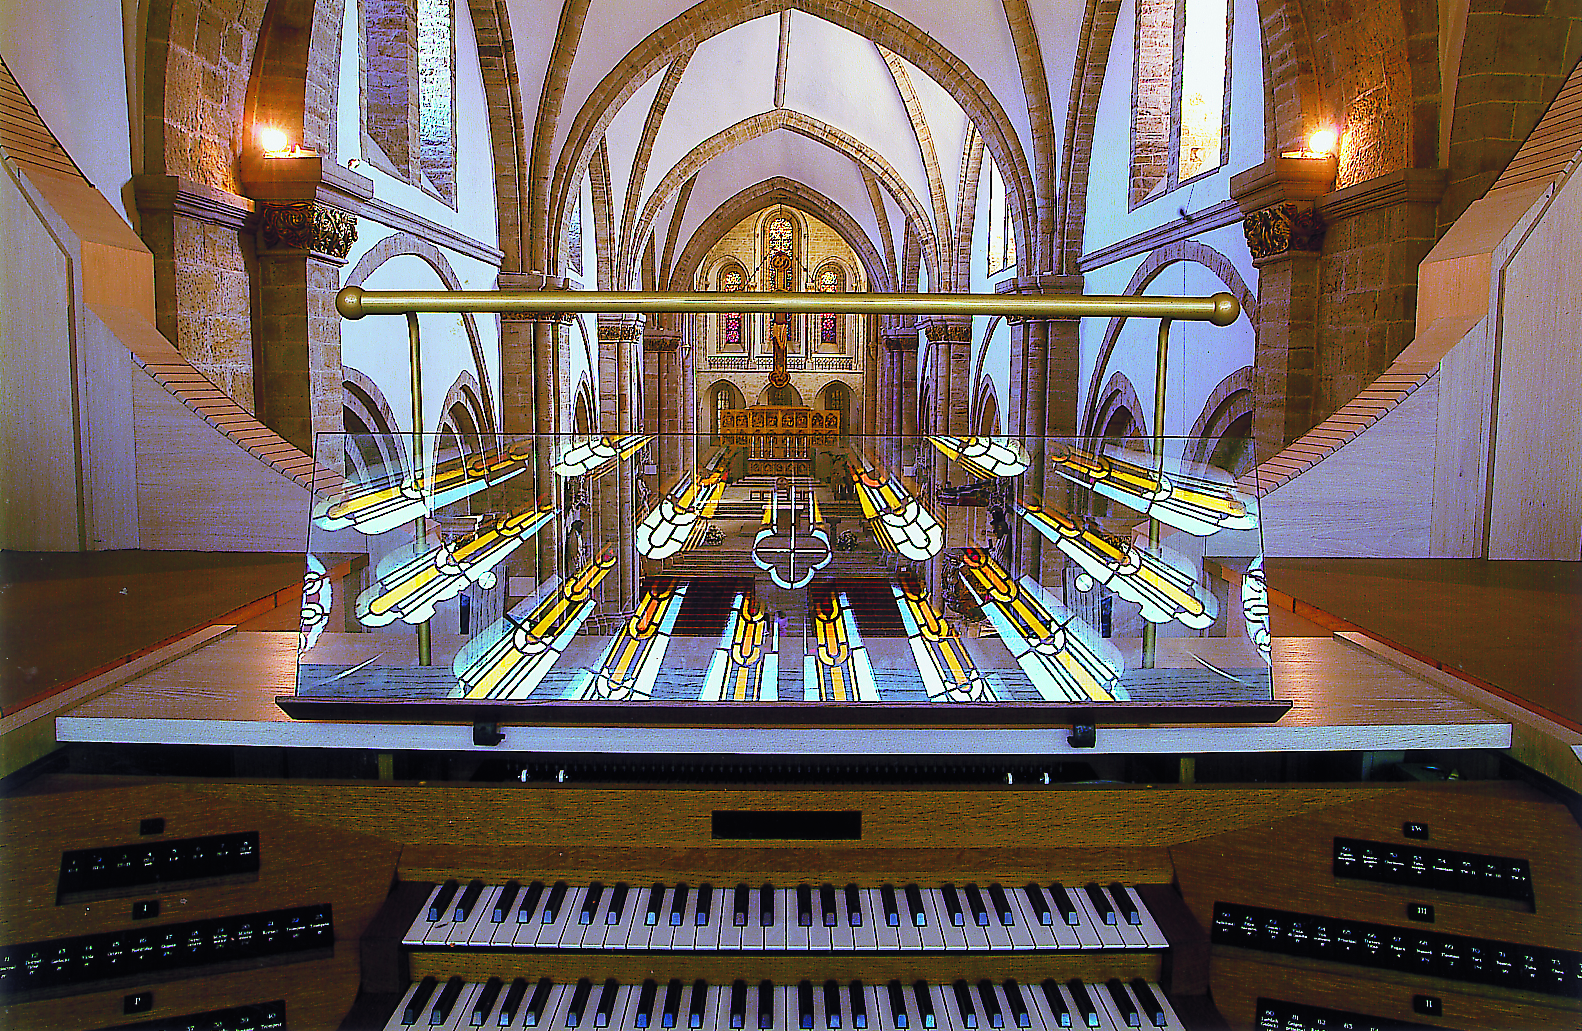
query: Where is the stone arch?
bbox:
[627,109,940,290]
[1254,0,1326,157]
[970,315,1003,429]
[1089,371,1148,442]
[572,375,596,435]
[1186,365,1255,466]
[756,382,804,406]
[541,1,1037,282]
[342,365,408,478]
[437,369,490,464]
[1081,239,1257,435]
[344,232,497,434]
[671,178,893,292]
[710,258,751,353]
[975,377,1001,435]
[705,379,747,440]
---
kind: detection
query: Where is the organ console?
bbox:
[3,774,1578,1031]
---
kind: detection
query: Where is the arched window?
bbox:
[718,265,745,351]
[767,217,795,269]
[763,216,798,350]
[817,264,844,350]
[366,0,455,204]
[1131,0,1229,206]
[985,160,1016,275]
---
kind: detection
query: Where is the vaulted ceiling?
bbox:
[505,0,1085,288]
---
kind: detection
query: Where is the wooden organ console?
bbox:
[2,774,1578,1031]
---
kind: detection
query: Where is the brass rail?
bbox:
[335,287,1240,324]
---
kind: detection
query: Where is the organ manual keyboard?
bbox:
[4,775,1579,1031]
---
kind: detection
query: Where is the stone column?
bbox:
[598,314,644,612]
[1230,157,1337,461]
[881,324,919,473]
[644,319,682,488]
[253,201,358,468]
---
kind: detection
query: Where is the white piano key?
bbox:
[914,892,948,952]
[779,983,800,1031]
[739,887,766,950]
[979,890,1015,953]
[386,979,430,1030]
[539,886,587,948]
[607,890,646,950]
[1092,982,1137,1031]
[693,889,722,951]
[849,893,878,951]
[718,890,745,952]
[573,888,612,948]
[434,981,484,1030]
[926,983,955,1031]
[867,889,901,951]
[1120,888,1168,949]
[1062,983,1110,1031]
[671,888,701,950]
[1023,983,1064,1031]
[1001,892,1038,951]
[933,890,972,952]
[1059,888,1103,949]
[829,890,856,952]
[876,982,909,1031]
[456,887,501,946]
[856,982,882,1031]
[1141,982,1184,1031]
[471,979,513,1028]
[1068,890,1125,949]
[543,983,580,1031]
[999,982,1043,1031]
[783,888,811,951]
[405,886,446,945]
[701,984,727,1031]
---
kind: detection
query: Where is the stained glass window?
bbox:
[720,266,743,349]
[768,217,794,257]
[818,264,842,347]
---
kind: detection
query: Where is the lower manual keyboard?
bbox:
[382,976,1186,1031]
[403,883,1167,952]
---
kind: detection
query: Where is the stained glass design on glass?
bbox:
[298,431,1273,714]
[720,265,743,348]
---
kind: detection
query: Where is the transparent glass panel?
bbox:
[1178,0,1228,181]
[297,432,1273,719]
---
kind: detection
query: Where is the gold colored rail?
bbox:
[335,287,1241,325]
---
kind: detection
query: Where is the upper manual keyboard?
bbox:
[403,882,1167,952]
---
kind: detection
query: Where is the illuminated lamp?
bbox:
[1307,129,1338,156]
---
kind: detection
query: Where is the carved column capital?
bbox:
[257,201,358,262]
[1243,203,1326,262]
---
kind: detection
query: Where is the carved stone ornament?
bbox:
[1243,203,1326,260]
[501,311,578,324]
[924,322,973,344]
[259,201,358,259]
[881,332,920,352]
[596,324,643,343]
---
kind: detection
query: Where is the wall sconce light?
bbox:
[258,126,315,158]
[1281,128,1338,160]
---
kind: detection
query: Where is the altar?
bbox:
[717,404,841,476]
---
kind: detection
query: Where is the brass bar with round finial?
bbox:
[336,288,1241,324]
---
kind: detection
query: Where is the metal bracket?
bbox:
[472,721,505,747]
[1067,722,1097,749]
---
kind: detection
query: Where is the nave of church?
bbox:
[1,0,1581,1028]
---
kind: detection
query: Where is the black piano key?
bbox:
[942,884,965,926]
[822,884,839,927]
[1127,980,1165,1028]
[886,980,908,1029]
[432,977,465,1026]
[581,883,605,925]
[545,881,569,923]
[850,980,868,1030]
[1023,884,1052,925]
[965,885,989,927]
[800,980,817,1029]
[734,884,750,926]
[637,979,658,1029]
[952,981,978,1030]
[596,978,620,1027]
[429,881,459,922]
[404,976,438,1026]
[845,884,864,926]
[1048,884,1079,926]
[494,881,521,923]
[568,979,594,1028]
[671,883,690,926]
[759,981,776,1030]
[912,982,936,1030]
[1105,981,1138,1028]
[881,885,900,927]
[696,883,713,925]
[904,884,928,926]
[824,980,843,1029]
[661,979,683,1029]
[1002,981,1029,1029]
[1107,884,1140,925]
[519,881,546,923]
[977,982,1003,1029]
[499,978,529,1027]
[798,884,815,926]
[1083,884,1115,926]
[761,884,776,927]
[647,884,666,926]
[473,978,504,1026]
[1066,981,1099,1029]
[730,980,748,1030]
[1039,981,1070,1029]
[689,981,708,1030]
[988,884,1015,926]
[456,879,485,921]
[607,883,629,925]
[526,977,554,1026]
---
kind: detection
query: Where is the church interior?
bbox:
[1,0,1580,1028]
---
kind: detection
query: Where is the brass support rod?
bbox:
[408,312,432,668]
[337,288,1240,325]
[1141,317,1171,671]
